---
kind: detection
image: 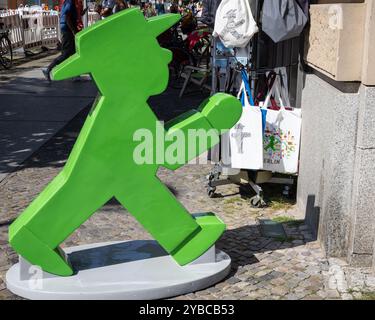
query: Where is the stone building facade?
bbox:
[298,0,375,270]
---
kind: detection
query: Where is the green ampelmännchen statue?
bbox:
[9,9,242,276]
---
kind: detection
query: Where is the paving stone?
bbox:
[214,282,228,290]
[352,292,362,299]
[245,276,261,286]
[285,293,300,300]
[226,277,241,285]
[292,240,305,246]
[254,269,271,277]
[207,287,221,293]
[365,276,375,288]
[341,293,354,300]
[326,289,341,299]
[285,279,300,290]
[316,290,328,299]
[302,294,321,300]
[270,278,286,286]
[271,287,288,296]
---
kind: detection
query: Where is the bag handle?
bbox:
[240,69,255,106]
[262,82,274,109]
[262,75,285,110]
[236,81,245,100]
[262,70,292,110]
[237,80,251,108]
[274,79,286,109]
[275,67,292,108]
[266,72,279,109]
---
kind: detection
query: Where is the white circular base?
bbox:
[6,240,231,300]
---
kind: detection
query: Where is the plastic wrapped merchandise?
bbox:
[261,0,308,43]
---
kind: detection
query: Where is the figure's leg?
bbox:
[115,174,225,265]
[9,170,112,276]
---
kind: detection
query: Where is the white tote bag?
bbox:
[261,77,302,174]
[213,0,258,48]
[229,81,264,170]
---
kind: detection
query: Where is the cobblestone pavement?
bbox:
[1,64,375,300]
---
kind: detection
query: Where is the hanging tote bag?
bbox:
[229,71,264,170]
[261,75,302,174]
[213,0,258,48]
[261,0,308,43]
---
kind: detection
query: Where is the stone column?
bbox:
[362,0,375,86]
[347,86,375,268]
[299,0,375,270]
[347,0,375,269]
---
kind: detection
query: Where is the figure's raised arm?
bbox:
[162,93,242,171]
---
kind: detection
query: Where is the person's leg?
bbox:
[46,31,76,75]
[64,30,76,58]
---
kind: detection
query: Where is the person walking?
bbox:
[43,0,78,82]
[170,1,179,13]
[155,0,165,15]
[187,0,197,15]
[113,0,128,14]
[140,0,147,10]
[100,0,116,18]
[143,2,156,17]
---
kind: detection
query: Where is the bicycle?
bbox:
[0,29,13,69]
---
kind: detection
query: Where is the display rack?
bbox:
[206,0,301,207]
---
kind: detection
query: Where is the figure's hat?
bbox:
[52,9,180,80]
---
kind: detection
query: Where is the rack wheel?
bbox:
[207,187,216,198]
[250,195,265,208]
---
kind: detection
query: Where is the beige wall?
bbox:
[305,0,374,85]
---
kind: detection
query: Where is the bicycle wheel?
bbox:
[0,35,13,69]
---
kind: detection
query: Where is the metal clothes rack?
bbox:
[206,0,301,207]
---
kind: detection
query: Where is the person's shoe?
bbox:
[42,68,51,82]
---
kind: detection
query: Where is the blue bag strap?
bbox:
[241,69,255,106]
[261,108,267,135]
[238,69,267,135]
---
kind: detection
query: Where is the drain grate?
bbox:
[259,219,287,238]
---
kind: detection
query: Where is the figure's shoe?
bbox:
[199,93,242,131]
[171,213,226,265]
[9,225,73,276]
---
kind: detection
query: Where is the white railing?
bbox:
[0,8,100,51]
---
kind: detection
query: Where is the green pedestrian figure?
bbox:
[265,135,279,152]
[9,9,242,276]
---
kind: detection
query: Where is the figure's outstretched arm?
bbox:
[162,93,242,171]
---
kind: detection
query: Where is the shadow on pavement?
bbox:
[216,220,317,279]
[3,85,209,173]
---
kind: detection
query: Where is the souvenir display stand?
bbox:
[207,0,303,207]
